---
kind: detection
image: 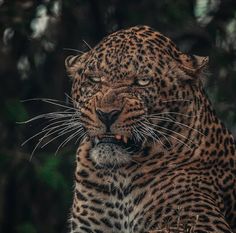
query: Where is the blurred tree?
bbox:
[0,0,236,232]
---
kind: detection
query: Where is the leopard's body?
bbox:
[65,26,236,233]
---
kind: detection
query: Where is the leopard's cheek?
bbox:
[71,80,99,109]
[134,86,160,114]
[79,97,106,136]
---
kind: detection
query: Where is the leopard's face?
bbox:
[66,26,208,168]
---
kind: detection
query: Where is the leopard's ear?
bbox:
[178,53,209,80]
[65,55,81,77]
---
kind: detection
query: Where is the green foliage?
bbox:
[4,99,28,123]
[37,156,67,191]
[16,223,37,233]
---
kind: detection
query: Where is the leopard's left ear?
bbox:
[65,55,81,78]
[178,53,209,80]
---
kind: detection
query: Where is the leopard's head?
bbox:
[65,26,208,168]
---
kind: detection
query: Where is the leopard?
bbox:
[65,25,236,233]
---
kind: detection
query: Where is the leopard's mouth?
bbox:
[91,134,141,153]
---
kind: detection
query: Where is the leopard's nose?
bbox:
[95,109,121,130]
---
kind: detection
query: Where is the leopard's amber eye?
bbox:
[88,76,101,83]
[136,76,152,86]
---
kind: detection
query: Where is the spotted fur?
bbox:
[65,26,236,233]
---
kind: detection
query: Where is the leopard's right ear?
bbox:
[177,53,209,81]
[65,55,81,77]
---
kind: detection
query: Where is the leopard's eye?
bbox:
[88,76,101,83]
[136,76,152,86]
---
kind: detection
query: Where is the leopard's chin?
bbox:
[89,143,130,169]
[89,135,141,169]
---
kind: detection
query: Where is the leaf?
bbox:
[16,222,37,233]
[36,156,67,190]
[4,99,28,122]
[0,153,11,174]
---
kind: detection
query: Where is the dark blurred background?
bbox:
[0,0,236,233]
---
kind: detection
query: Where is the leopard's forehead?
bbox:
[81,26,181,81]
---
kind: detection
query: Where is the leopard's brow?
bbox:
[84,67,155,80]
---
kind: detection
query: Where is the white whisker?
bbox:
[19,112,76,124]
[138,121,171,149]
[21,98,76,111]
[149,111,200,118]
[40,125,82,149]
[63,48,85,54]
[156,129,191,149]
[55,128,84,154]
[21,117,82,146]
[139,122,164,146]
[144,121,195,146]
[137,119,192,150]
[146,116,204,136]
[82,40,92,50]
[20,95,85,158]
[162,99,192,103]
[75,132,87,144]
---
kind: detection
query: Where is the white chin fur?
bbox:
[90,143,130,168]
